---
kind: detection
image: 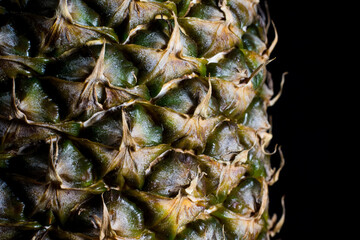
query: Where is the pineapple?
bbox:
[0,0,283,239]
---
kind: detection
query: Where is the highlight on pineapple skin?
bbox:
[0,0,283,239]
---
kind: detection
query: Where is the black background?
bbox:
[264,1,348,239]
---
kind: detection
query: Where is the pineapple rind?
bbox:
[0,0,278,239]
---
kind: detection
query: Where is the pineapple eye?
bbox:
[143,151,199,197]
[224,178,262,215]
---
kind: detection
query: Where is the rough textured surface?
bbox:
[0,0,281,239]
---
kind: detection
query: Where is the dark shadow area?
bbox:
[265,1,339,239]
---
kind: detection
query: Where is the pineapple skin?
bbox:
[0,0,280,239]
